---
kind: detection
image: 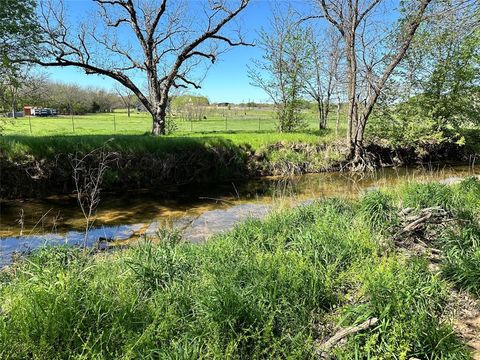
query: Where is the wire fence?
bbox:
[3,111,321,136]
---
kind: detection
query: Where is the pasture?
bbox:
[2,106,344,137]
[1,107,347,157]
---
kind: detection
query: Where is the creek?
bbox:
[0,165,477,266]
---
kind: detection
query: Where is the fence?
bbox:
[2,110,321,136]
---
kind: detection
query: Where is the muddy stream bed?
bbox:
[0,165,478,267]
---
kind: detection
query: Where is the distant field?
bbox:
[2,107,345,138]
[0,107,348,160]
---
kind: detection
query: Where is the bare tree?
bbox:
[182,101,207,122]
[302,28,342,130]
[71,144,116,246]
[115,85,136,117]
[315,0,433,164]
[31,0,251,135]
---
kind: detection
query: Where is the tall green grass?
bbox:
[0,131,333,161]
[1,186,474,359]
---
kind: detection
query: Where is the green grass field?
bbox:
[3,108,335,136]
[0,108,347,159]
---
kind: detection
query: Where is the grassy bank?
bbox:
[0,132,345,199]
[1,119,477,199]
[0,132,329,160]
[1,179,480,358]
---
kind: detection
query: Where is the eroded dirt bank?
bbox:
[1,140,477,199]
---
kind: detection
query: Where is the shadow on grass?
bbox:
[0,128,335,159]
[187,128,332,136]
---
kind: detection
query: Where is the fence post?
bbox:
[113,114,116,132]
[29,116,32,134]
[225,114,227,131]
[190,118,193,132]
[258,117,261,131]
[71,114,75,133]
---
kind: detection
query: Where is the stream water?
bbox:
[0,165,478,266]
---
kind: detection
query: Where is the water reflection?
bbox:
[0,165,477,266]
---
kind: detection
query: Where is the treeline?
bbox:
[35,82,120,115]
[1,77,126,115]
[247,2,480,161]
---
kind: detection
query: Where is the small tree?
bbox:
[0,68,23,118]
[115,86,136,117]
[302,27,343,130]
[71,144,116,246]
[248,8,309,132]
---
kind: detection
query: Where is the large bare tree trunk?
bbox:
[343,29,359,156]
[151,109,166,135]
[151,95,169,135]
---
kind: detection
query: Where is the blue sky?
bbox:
[44,0,398,103]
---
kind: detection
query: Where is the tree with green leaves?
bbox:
[0,0,38,63]
[248,7,309,132]
[370,2,480,149]
[0,0,39,117]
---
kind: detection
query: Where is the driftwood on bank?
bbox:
[316,318,379,359]
[391,206,455,265]
[394,206,454,245]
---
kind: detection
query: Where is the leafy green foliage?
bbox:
[0,0,38,62]
[369,8,480,151]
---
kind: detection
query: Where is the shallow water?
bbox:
[0,165,478,266]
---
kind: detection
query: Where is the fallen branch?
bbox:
[394,206,453,243]
[198,197,235,205]
[316,317,379,358]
